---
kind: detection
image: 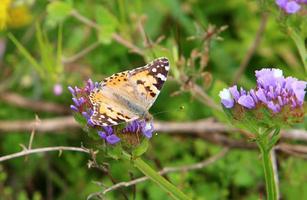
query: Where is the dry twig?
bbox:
[0,146,90,162]
[0,92,70,114]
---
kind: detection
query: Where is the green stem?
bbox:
[288,28,307,75]
[258,141,277,200]
[122,151,190,200]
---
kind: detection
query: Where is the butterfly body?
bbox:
[89,57,169,126]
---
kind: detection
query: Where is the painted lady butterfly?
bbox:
[89,57,170,126]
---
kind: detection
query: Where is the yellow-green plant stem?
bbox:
[257,141,277,200]
[122,152,190,200]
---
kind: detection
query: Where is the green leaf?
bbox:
[95,6,119,44]
[107,145,123,160]
[132,139,149,158]
[47,1,73,23]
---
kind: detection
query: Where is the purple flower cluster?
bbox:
[219,68,306,113]
[97,120,154,145]
[276,0,307,14]
[68,79,154,145]
[69,79,98,126]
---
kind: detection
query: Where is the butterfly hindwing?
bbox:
[89,89,139,126]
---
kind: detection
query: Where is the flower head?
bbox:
[68,79,155,147]
[0,1,32,30]
[220,68,306,126]
[53,83,63,96]
[275,0,306,14]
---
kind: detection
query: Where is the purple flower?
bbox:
[219,88,235,108]
[142,122,154,138]
[123,120,155,138]
[68,79,98,112]
[275,0,303,14]
[106,134,121,144]
[276,0,288,7]
[285,1,301,13]
[220,68,306,115]
[98,126,121,144]
[238,95,256,109]
[68,86,75,96]
[53,83,63,96]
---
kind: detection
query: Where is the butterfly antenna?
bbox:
[151,105,185,118]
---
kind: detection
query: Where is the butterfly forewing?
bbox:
[129,57,170,109]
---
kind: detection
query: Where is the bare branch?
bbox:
[62,41,101,64]
[0,146,90,163]
[71,10,144,56]
[0,92,70,114]
[0,116,78,132]
[0,117,306,144]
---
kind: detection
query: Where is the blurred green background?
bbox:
[0,0,306,199]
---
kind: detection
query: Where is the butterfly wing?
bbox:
[89,57,170,126]
[128,57,170,109]
[89,88,139,126]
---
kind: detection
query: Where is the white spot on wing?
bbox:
[157,73,167,81]
[107,118,117,124]
[152,68,157,72]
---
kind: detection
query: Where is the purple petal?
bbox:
[267,101,280,113]
[229,85,240,101]
[87,119,95,127]
[238,95,255,109]
[70,105,79,112]
[68,86,75,95]
[106,134,121,144]
[219,88,235,108]
[142,122,154,138]
[98,131,107,139]
[256,88,268,104]
[285,1,301,13]
[82,111,89,119]
[240,87,247,96]
[255,68,284,89]
[74,86,81,93]
[72,98,80,107]
[276,0,288,8]
[87,79,94,90]
[78,97,86,105]
[221,99,234,108]
[103,126,114,135]
[249,89,258,103]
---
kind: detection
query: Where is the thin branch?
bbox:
[0,92,70,114]
[70,10,100,29]
[71,10,144,56]
[0,116,78,132]
[62,41,101,64]
[0,117,307,144]
[232,12,268,84]
[98,148,228,196]
[0,146,90,162]
[270,148,280,200]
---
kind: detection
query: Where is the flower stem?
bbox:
[257,140,277,200]
[288,28,307,75]
[122,150,190,200]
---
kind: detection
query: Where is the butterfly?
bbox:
[89,57,170,126]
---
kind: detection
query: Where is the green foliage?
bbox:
[0,0,306,199]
